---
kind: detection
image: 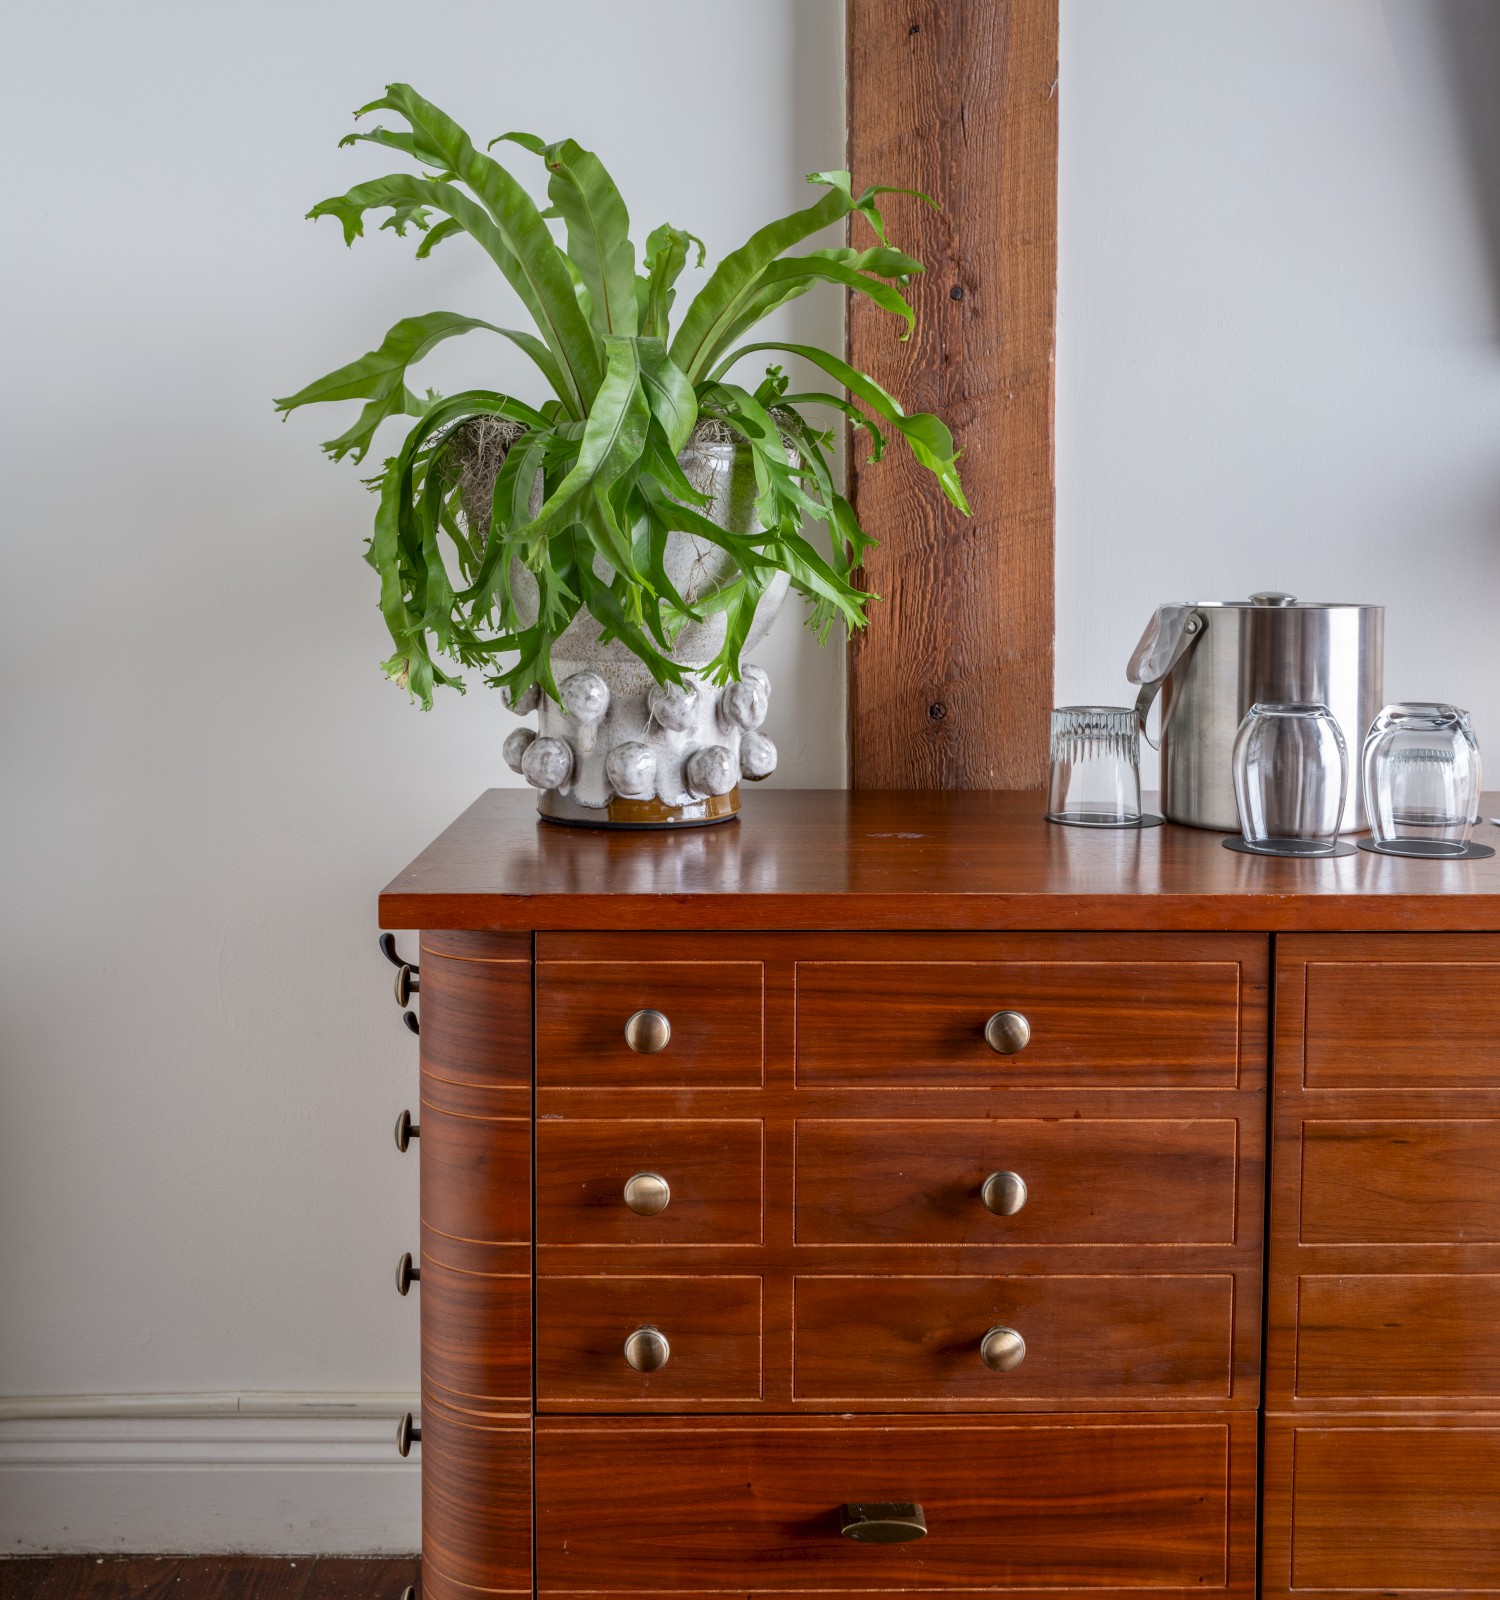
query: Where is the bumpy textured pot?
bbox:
[499,431,788,827]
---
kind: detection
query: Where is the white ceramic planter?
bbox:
[494,429,787,827]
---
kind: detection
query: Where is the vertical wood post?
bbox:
[846,0,1058,789]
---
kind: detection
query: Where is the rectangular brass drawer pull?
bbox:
[840,1502,927,1543]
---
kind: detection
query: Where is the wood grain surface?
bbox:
[414,939,534,1590]
[1295,1273,1500,1400]
[1303,955,1500,1087]
[534,1415,1253,1594]
[535,959,764,1088]
[793,1116,1239,1245]
[418,1395,531,1598]
[795,952,1242,1088]
[1299,1117,1500,1244]
[535,1275,763,1404]
[0,1560,420,1600]
[1268,934,1500,1413]
[533,929,1267,1413]
[845,0,1058,790]
[419,1104,530,1245]
[1263,1416,1500,1595]
[536,1117,764,1246]
[378,789,1500,931]
[790,1272,1234,1402]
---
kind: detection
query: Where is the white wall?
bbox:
[0,0,844,1552]
[1058,0,1500,777]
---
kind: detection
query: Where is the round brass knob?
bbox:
[396,1412,421,1456]
[981,1170,1028,1216]
[624,1325,670,1372]
[394,963,419,1007]
[624,1009,671,1054]
[984,1010,1031,1055]
[394,1109,419,1152]
[623,1171,671,1216]
[396,1252,420,1295]
[980,1325,1026,1372]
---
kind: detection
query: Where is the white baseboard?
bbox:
[0,1395,421,1555]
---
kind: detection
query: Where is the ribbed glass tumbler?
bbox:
[1046,705,1143,827]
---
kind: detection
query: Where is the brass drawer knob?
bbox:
[379,934,420,1006]
[395,1252,420,1296]
[984,1010,1031,1054]
[396,1413,421,1457]
[623,1171,671,1216]
[980,1324,1026,1372]
[981,1170,1028,1216]
[393,964,419,1007]
[394,1109,419,1152]
[624,1009,671,1054]
[840,1502,928,1543]
[624,1325,670,1372]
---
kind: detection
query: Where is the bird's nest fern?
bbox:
[275,83,969,708]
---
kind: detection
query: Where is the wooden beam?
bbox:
[846,0,1058,789]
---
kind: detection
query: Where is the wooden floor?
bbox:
[0,1560,419,1600]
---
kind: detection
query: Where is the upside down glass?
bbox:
[1231,702,1348,855]
[1046,706,1142,827]
[1362,703,1481,857]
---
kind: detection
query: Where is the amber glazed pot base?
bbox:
[538,786,741,829]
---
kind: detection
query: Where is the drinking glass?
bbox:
[1231,702,1348,855]
[1362,703,1481,857]
[1046,706,1142,826]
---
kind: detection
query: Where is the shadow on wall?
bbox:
[1433,0,1500,338]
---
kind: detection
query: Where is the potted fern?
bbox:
[276,84,968,827]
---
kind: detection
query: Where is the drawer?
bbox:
[536,1275,762,1403]
[536,1118,762,1245]
[795,1117,1239,1245]
[1267,1419,1500,1594]
[535,1415,1252,1593]
[420,1104,530,1244]
[1303,957,1500,1088]
[420,1250,532,1406]
[1300,1119,1500,1244]
[419,945,532,1090]
[420,1394,532,1598]
[537,959,764,1088]
[796,958,1241,1088]
[1296,1273,1500,1398]
[793,1274,1234,1402]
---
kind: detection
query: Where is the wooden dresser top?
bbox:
[379,788,1500,933]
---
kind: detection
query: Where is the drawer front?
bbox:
[1300,1119,1500,1244]
[793,1274,1235,1402]
[535,1416,1250,1592]
[537,1275,762,1403]
[537,960,764,1088]
[421,1396,532,1597]
[1267,1420,1500,1593]
[796,960,1241,1088]
[536,1118,763,1245]
[420,1105,530,1245]
[795,1117,1239,1245]
[420,1253,532,1406]
[420,945,532,1090]
[1303,959,1500,1089]
[1296,1273,1500,1399]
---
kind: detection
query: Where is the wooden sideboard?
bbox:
[379,789,1500,1600]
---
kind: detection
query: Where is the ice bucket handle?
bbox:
[1127,605,1207,750]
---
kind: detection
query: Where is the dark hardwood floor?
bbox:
[0,1559,418,1600]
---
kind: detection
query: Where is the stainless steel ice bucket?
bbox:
[1127,592,1384,832]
